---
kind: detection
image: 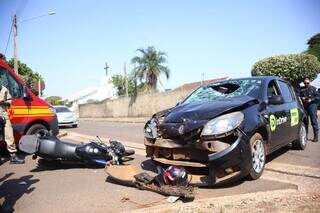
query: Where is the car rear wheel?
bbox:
[26,124,47,136]
[292,123,307,150]
[248,133,266,180]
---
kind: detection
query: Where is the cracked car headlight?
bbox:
[144,118,157,139]
[201,111,244,136]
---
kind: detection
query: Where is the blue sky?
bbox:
[1,0,319,97]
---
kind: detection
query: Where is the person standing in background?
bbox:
[299,78,319,142]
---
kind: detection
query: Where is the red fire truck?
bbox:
[0,56,58,143]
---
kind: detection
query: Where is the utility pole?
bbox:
[38,79,41,97]
[201,73,205,85]
[13,14,19,74]
[124,63,128,97]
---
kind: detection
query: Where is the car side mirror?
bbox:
[22,86,32,100]
[268,95,284,105]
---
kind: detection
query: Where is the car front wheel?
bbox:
[248,133,266,180]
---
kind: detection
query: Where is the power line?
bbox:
[4,21,13,54]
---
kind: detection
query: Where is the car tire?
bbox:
[72,124,78,128]
[292,123,307,150]
[248,133,266,180]
[26,124,47,136]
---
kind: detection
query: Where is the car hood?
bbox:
[164,95,257,123]
[56,112,75,119]
[156,95,258,139]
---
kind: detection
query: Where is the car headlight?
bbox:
[145,118,157,139]
[201,111,244,136]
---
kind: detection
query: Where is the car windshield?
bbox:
[55,107,71,113]
[183,79,262,104]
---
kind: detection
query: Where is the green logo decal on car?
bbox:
[290,108,299,127]
[270,114,277,131]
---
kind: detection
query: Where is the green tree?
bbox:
[306,33,320,62]
[111,74,146,96]
[251,54,320,86]
[7,59,44,95]
[45,96,65,105]
[131,46,170,92]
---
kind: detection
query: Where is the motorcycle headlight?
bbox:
[201,111,244,136]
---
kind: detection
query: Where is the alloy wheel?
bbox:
[251,139,265,174]
[300,125,307,146]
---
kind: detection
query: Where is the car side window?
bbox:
[288,84,297,101]
[278,81,293,103]
[267,80,280,98]
[7,73,23,98]
[0,68,10,89]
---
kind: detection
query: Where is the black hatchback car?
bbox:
[144,76,307,184]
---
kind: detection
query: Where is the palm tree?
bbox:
[131,46,170,92]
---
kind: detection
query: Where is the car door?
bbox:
[0,67,29,122]
[266,80,291,149]
[277,80,300,143]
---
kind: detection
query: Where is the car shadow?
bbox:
[266,145,291,163]
[0,173,39,213]
[29,159,105,172]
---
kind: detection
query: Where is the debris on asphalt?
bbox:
[166,196,180,203]
[105,164,195,199]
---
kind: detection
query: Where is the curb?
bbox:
[265,162,320,179]
[128,189,299,213]
[79,117,148,123]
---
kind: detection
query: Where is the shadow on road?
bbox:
[266,145,291,163]
[0,174,39,213]
[29,159,104,172]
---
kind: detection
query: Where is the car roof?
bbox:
[54,105,69,108]
[210,76,284,85]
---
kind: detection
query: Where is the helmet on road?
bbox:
[162,166,188,186]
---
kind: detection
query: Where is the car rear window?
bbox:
[55,107,71,113]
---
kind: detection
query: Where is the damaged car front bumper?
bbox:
[145,129,252,185]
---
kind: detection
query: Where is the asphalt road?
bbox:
[1,120,319,212]
[65,121,144,144]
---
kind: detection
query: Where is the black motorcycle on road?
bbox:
[19,131,135,166]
